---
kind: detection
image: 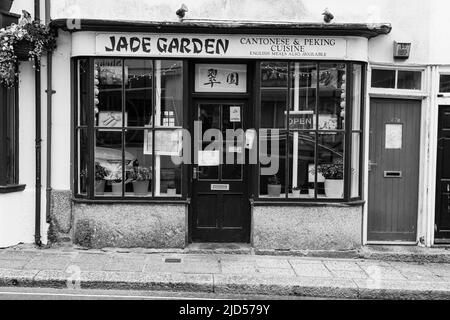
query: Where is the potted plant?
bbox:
[130,166,151,196]
[267,175,282,198]
[0,10,57,88]
[316,158,344,198]
[94,162,108,195]
[167,182,177,196]
[292,186,301,198]
[103,163,123,196]
[0,0,14,12]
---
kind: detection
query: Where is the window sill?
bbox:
[0,184,26,194]
[251,199,365,207]
[72,197,190,205]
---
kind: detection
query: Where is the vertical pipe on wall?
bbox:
[34,0,42,246]
[45,0,53,224]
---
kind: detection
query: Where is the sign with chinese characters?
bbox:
[195,64,247,93]
[96,34,347,60]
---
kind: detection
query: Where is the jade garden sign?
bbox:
[96,33,347,59]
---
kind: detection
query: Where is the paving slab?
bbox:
[71,253,110,271]
[323,261,364,272]
[214,274,359,299]
[23,255,73,271]
[0,259,30,270]
[102,255,147,272]
[289,262,333,278]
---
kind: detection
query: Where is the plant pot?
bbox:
[14,40,34,61]
[133,180,149,196]
[324,179,344,198]
[292,189,301,198]
[167,188,177,196]
[0,0,14,12]
[94,180,106,195]
[267,184,282,198]
[111,182,123,196]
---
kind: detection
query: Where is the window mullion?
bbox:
[87,58,95,199]
[122,59,126,198]
[345,63,353,201]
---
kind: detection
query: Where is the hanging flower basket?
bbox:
[0,10,57,88]
[0,0,14,12]
[14,39,34,61]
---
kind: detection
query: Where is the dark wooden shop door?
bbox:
[191,101,250,242]
[368,99,421,242]
[435,106,450,241]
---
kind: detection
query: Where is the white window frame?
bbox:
[369,65,427,98]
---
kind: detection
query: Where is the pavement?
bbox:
[0,245,450,300]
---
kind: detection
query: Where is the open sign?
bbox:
[289,111,314,130]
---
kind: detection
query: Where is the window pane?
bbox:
[261,62,288,87]
[124,59,153,127]
[289,63,317,130]
[125,130,153,197]
[288,132,315,199]
[351,133,361,198]
[371,69,395,88]
[261,62,288,129]
[95,59,123,128]
[318,63,346,130]
[352,64,362,131]
[260,129,287,198]
[95,130,123,196]
[439,75,450,93]
[397,71,421,90]
[317,133,345,199]
[153,130,182,197]
[78,59,89,126]
[156,60,183,127]
[77,128,88,195]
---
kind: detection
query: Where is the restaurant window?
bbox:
[371,68,422,90]
[0,85,19,192]
[259,62,364,201]
[75,58,184,199]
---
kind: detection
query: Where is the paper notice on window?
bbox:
[230,106,241,122]
[385,124,403,149]
[198,150,220,166]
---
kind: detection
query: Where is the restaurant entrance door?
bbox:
[190,100,251,243]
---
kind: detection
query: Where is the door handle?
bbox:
[368,160,378,171]
[193,167,199,180]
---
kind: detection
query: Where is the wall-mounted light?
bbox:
[394,41,411,59]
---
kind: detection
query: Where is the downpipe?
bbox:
[34,0,42,246]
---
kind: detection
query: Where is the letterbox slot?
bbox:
[384,171,402,178]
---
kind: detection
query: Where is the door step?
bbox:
[186,243,253,255]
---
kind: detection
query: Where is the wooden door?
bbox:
[191,101,250,242]
[368,99,421,242]
[435,106,450,241]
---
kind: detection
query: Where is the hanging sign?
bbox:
[96,33,347,59]
[289,111,314,130]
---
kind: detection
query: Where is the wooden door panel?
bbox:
[368,99,420,242]
[436,107,450,239]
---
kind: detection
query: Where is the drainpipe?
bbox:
[45,0,54,225]
[34,0,42,246]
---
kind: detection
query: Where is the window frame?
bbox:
[255,60,366,203]
[73,57,188,201]
[0,84,23,193]
[371,66,424,91]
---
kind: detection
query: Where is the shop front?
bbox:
[49,21,390,250]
